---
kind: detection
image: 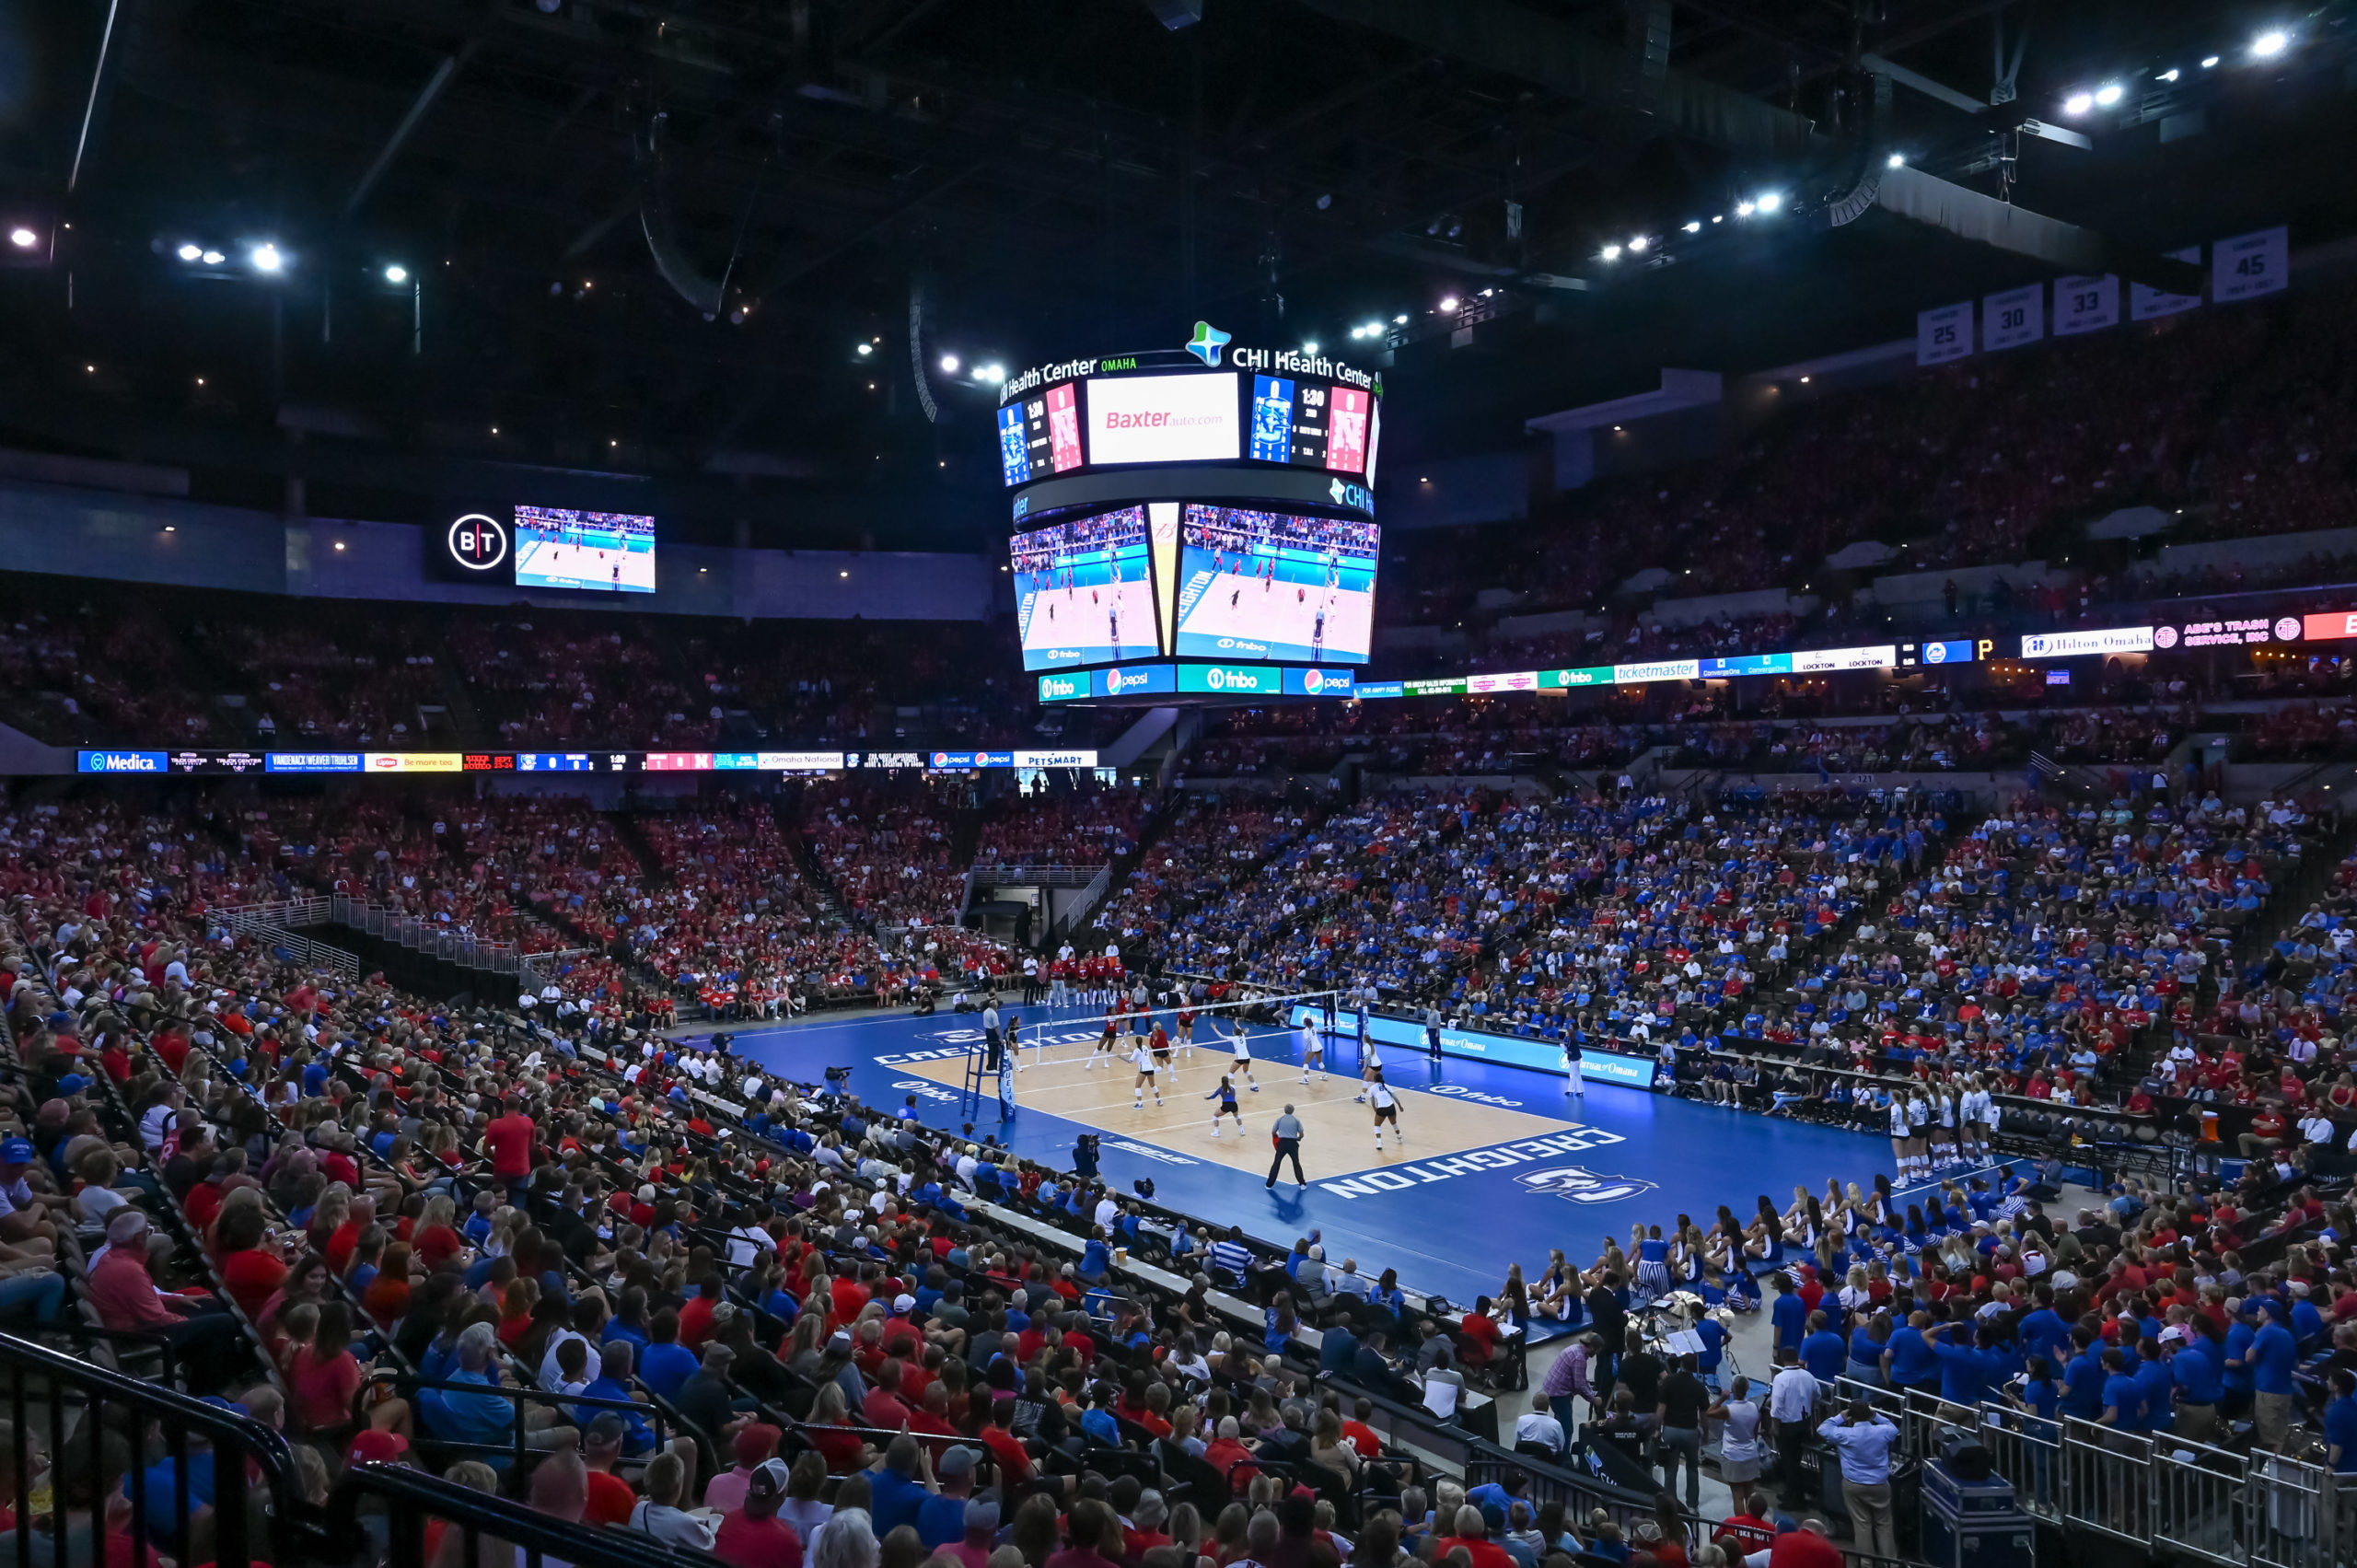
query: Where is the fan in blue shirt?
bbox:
[2251,1318,2300,1397]
[2101,1355,2148,1432]
[2326,1376,2357,1475]
[1931,1324,2001,1409]
[1770,1283,1807,1353]
[1802,1323,1849,1384]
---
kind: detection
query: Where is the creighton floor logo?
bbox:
[1515,1166,1658,1205]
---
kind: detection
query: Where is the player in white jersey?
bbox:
[1354,1041,1385,1102]
[1562,1041,1585,1098]
[1130,1040,1164,1109]
[1369,1075,1403,1150]
[1887,1089,1914,1181]
[1295,1019,1323,1084]
[1225,1021,1260,1093]
[1960,1075,1991,1163]
[1905,1090,1931,1180]
[1930,1087,1959,1169]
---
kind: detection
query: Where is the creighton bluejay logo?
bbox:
[1184,319,1232,367]
[1515,1166,1655,1205]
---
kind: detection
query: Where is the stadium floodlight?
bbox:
[251,243,284,272]
[1599,244,1621,261]
[2062,91,2095,114]
[1393,313,1409,324]
[8,228,35,249]
[383,265,408,284]
[1681,221,1701,233]
[1735,200,1757,216]
[2094,83,2124,106]
[938,354,958,373]
[202,250,225,264]
[1887,153,1906,168]
[1301,342,1318,354]
[1362,319,1385,336]
[2253,29,2290,57]
[1627,235,1648,253]
[177,243,203,261]
[2156,67,2180,82]
[1754,191,1783,214]
[1437,294,1459,312]
[2201,55,2221,67]
[855,343,872,355]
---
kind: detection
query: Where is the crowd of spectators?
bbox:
[971,788,1144,872]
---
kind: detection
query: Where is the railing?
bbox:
[970,863,1113,888]
[326,1461,717,1568]
[1048,864,1114,945]
[1829,1377,2351,1568]
[0,1329,307,1568]
[211,899,360,977]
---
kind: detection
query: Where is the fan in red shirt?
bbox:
[482,1099,539,1196]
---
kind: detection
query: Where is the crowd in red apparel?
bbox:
[0,598,219,745]
[185,603,451,746]
[447,615,718,749]
[970,786,1143,868]
[805,787,967,930]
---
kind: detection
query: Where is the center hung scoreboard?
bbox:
[1000,325,1384,705]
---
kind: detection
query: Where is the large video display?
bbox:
[1173,505,1379,665]
[1248,374,1374,473]
[514,506,656,594]
[1012,507,1157,671]
[1085,372,1240,466]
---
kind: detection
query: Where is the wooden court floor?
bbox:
[893,1040,1596,1183]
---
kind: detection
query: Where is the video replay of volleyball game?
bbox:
[1173,505,1379,665]
[513,505,658,595]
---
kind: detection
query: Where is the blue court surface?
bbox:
[708,1006,1897,1308]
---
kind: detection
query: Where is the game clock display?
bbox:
[997,383,1084,486]
[1250,375,1373,473]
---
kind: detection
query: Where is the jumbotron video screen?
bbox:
[513,506,657,594]
[1012,506,1158,671]
[1173,505,1379,665]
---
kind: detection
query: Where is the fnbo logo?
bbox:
[1040,674,1081,700]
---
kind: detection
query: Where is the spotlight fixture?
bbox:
[1301,342,1318,354]
[938,354,958,373]
[1392,313,1409,325]
[1627,236,1648,253]
[1754,191,1783,214]
[177,243,203,261]
[2156,67,2180,82]
[1437,295,1459,312]
[1887,153,1906,168]
[201,250,224,264]
[2062,91,2095,114]
[856,343,872,355]
[251,243,284,272]
[2094,83,2124,106]
[2201,55,2221,67]
[7,228,35,250]
[1736,201,1757,217]
[383,265,408,284]
[1599,244,1622,261]
[1681,221,1701,234]
[2252,29,2290,57]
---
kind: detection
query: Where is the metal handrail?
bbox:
[326,1458,716,1568]
[0,1328,309,1568]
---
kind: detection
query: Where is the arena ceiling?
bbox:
[0,0,2352,546]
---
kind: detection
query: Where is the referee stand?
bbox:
[962,1002,1012,1121]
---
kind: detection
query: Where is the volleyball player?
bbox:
[1131,1037,1164,1109]
[1887,1085,1913,1182]
[1295,1016,1323,1085]
[1148,1017,1173,1072]
[1905,1086,1931,1181]
[1087,1005,1122,1070]
[1224,1018,1260,1093]
[1369,1074,1403,1150]
[1206,1074,1245,1137]
[1173,1001,1196,1059]
[1961,1074,1991,1163]
[1931,1085,1959,1169]
[1355,1040,1384,1103]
